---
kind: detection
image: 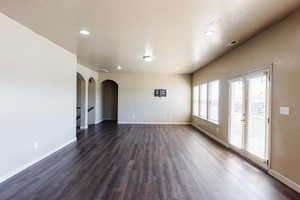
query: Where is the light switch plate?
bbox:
[280,106,289,116]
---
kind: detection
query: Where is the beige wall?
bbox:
[192,10,300,185]
[100,73,192,123]
[0,13,76,182]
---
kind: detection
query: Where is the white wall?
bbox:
[100,72,192,124]
[0,13,77,182]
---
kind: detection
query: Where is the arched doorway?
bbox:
[88,78,96,126]
[101,80,118,122]
[76,73,86,129]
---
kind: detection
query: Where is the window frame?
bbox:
[193,80,220,125]
[192,85,199,116]
[199,83,208,119]
[208,80,220,124]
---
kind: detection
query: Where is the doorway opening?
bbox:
[228,68,271,168]
[76,73,86,129]
[88,78,96,126]
[101,80,118,122]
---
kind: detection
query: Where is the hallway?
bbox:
[0,122,299,200]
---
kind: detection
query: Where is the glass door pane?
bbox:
[229,80,244,149]
[246,73,268,160]
[199,83,207,118]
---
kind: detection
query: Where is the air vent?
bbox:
[227,41,239,47]
[96,68,109,73]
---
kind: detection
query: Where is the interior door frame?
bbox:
[227,65,273,170]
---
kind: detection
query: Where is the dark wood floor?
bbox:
[1,121,300,200]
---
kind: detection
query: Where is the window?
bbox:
[193,85,199,116]
[193,80,220,124]
[199,83,207,118]
[208,80,219,123]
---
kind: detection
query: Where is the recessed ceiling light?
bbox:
[204,31,214,36]
[117,65,122,70]
[142,55,153,62]
[80,29,90,36]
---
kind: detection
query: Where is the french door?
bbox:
[228,68,271,167]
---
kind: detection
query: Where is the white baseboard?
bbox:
[0,137,77,184]
[192,123,300,194]
[269,169,300,193]
[95,120,103,124]
[191,123,229,148]
[118,121,191,125]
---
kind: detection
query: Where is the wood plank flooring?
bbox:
[0,121,300,200]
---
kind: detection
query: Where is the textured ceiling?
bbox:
[1,0,300,73]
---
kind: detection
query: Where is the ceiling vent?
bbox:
[96,68,109,73]
[227,40,239,47]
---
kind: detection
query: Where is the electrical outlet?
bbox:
[34,142,38,150]
[280,106,289,116]
[132,114,136,119]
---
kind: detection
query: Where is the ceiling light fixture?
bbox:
[142,55,153,62]
[80,29,90,36]
[117,65,122,70]
[204,31,214,36]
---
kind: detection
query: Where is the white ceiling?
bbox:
[1,0,300,73]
